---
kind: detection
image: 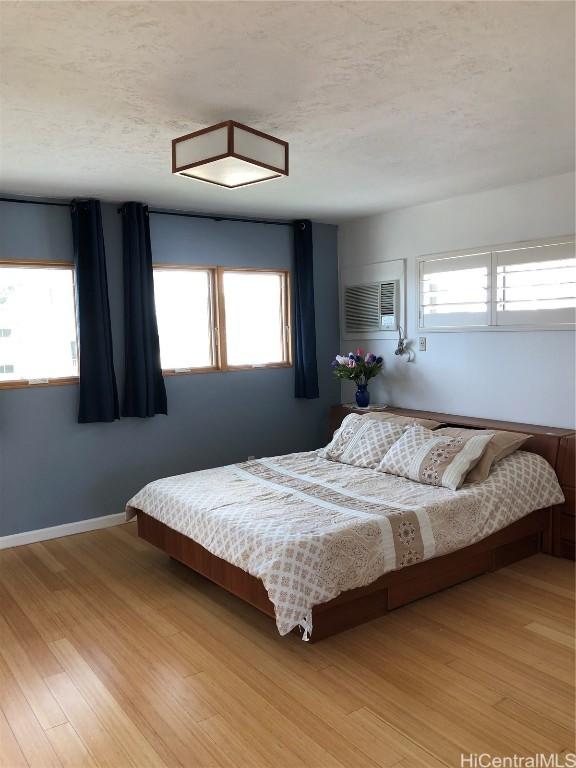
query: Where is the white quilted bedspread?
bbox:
[126,450,563,638]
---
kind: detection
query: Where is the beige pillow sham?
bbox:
[319,414,407,468]
[378,425,495,490]
[434,427,531,484]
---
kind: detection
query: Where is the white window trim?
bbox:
[416,235,576,333]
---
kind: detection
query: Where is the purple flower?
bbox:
[365,353,376,363]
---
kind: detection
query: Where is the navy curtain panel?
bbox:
[71,199,120,423]
[120,203,167,418]
[293,220,319,399]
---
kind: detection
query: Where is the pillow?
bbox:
[434,427,531,484]
[319,414,407,469]
[378,425,495,490]
[357,411,441,430]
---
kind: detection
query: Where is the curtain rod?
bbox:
[146,209,292,227]
[0,196,293,227]
[0,196,70,208]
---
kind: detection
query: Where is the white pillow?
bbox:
[319,414,406,469]
[378,424,495,490]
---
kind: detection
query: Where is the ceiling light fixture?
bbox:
[172,120,289,189]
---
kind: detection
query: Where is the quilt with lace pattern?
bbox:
[126,450,563,638]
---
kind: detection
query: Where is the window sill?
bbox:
[163,367,219,376]
[225,362,293,371]
[162,363,292,376]
[417,324,576,333]
[0,376,79,390]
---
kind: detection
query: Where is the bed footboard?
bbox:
[136,507,549,642]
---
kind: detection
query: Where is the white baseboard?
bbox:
[0,512,127,550]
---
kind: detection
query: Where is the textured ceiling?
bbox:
[0,1,574,222]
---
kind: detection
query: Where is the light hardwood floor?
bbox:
[0,523,574,768]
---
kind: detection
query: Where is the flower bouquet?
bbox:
[331,349,383,408]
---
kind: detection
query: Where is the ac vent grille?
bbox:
[344,280,399,333]
[380,281,396,318]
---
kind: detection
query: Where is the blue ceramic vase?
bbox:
[355,384,370,408]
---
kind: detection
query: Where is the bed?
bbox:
[126,407,573,642]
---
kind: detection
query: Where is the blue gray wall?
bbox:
[0,201,339,536]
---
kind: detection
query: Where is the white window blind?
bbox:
[418,238,575,330]
[495,242,576,326]
[419,252,491,328]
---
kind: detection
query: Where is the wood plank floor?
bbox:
[0,523,574,768]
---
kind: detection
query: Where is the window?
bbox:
[153,267,216,371]
[152,265,291,374]
[0,261,78,386]
[495,242,576,326]
[418,238,575,330]
[218,269,291,367]
[419,252,491,328]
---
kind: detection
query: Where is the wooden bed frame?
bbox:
[135,406,575,642]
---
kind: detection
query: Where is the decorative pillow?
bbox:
[434,427,531,484]
[378,425,495,490]
[319,414,407,469]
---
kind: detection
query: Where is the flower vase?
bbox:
[355,384,370,408]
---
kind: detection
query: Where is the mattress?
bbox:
[126,450,564,638]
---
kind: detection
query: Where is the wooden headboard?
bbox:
[329,405,575,560]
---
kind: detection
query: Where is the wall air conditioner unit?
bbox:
[344,280,400,336]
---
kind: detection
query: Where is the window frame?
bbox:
[152,264,220,376]
[216,266,292,371]
[418,250,492,331]
[416,236,576,333]
[0,259,80,389]
[152,264,292,375]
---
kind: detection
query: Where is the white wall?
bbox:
[338,172,576,428]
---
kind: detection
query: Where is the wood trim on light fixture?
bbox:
[175,171,283,189]
[229,120,289,176]
[172,119,232,148]
[172,120,289,187]
[171,120,232,174]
